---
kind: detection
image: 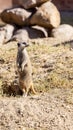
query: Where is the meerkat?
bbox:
[17,42,36,96]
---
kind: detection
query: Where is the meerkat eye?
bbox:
[22,42,29,47]
[22,42,27,45]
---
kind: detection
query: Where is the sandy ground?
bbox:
[0,89,73,130]
[0,38,73,130]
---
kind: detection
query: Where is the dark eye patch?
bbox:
[22,42,29,47]
[22,42,27,45]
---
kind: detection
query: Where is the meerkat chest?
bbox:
[18,52,27,67]
[17,49,32,75]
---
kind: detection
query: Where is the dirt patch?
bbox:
[0,89,73,130]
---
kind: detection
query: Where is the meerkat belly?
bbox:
[19,70,32,89]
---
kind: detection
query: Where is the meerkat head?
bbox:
[17,42,29,51]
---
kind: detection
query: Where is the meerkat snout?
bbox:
[17,42,29,48]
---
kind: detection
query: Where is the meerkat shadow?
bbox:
[2,80,23,96]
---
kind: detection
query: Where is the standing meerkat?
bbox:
[17,42,36,96]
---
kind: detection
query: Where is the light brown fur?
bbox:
[17,42,36,96]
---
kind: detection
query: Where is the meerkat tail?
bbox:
[31,84,36,94]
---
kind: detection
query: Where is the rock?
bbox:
[18,0,49,9]
[30,1,61,28]
[11,28,29,42]
[3,24,15,43]
[51,24,73,41]
[0,18,6,26]
[0,24,15,44]
[0,30,5,44]
[11,26,47,42]
[1,8,32,26]
[31,25,48,37]
[27,26,48,38]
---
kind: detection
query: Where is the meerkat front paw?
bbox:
[21,64,24,71]
[21,63,27,71]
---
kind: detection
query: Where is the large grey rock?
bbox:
[0,24,15,44]
[30,1,60,28]
[4,24,15,43]
[51,24,73,41]
[0,30,5,44]
[18,0,49,9]
[11,26,47,42]
[12,28,29,42]
[1,8,32,26]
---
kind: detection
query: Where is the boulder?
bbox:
[30,1,61,28]
[0,30,5,44]
[11,26,47,42]
[3,24,15,43]
[11,28,29,42]
[0,18,6,26]
[0,24,15,44]
[1,8,32,26]
[51,24,73,41]
[18,0,49,9]
[31,25,48,37]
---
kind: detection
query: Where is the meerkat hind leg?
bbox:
[23,87,31,97]
[22,85,37,96]
[22,88,28,97]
